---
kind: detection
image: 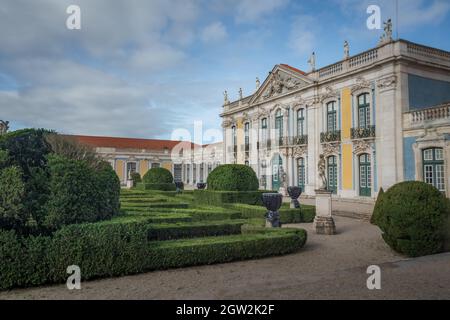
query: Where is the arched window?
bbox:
[297,157,306,192]
[358,93,370,129]
[327,101,337,132]
[327,156,338,194]
[275,110,283,145]
[297,109,305,137]
[359,153,372,197]
[423,148,445,192]
[244,122,250,152]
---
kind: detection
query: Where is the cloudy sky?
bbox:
[1,0,449,143]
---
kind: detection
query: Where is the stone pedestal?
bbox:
[313,189,336,235]
[126,179,134,189]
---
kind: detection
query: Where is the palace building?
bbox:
[220,38,450,200]
[70,135,223,186]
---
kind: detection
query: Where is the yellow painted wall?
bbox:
[342,144,353,190]
[140,160,149,177]
[341,88,352,140]
[162,162,173,172]
[115,160,124,181]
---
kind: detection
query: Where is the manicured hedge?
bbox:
[136,182,176,191]
[142,167,173,184]
[374,181,450,257]
[193,190,267,206]
[0,222,307,290]
[207,164,259,191]
[230,203,316,224]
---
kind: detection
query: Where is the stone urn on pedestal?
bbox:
[314,154,336,235]
[287,186,302,209]
[262,193,283,228]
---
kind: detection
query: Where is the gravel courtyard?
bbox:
[1,216,449,300]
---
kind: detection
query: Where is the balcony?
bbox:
[292,135,308,146]
[351,126,376,139]
[321,131,341,143]
[403,102,450,130]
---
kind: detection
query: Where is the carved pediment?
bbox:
[320,86,340,103]
[250,65,312,104]
[322,143,340,157]
[353,140,373,155]
[351,76,372,94]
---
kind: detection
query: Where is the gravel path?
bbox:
[1,216,449,300]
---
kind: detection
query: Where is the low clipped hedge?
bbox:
[374,181,450,257]
[193,190,267,206]
[207,164,259,191]
[136,183,176,191]
[231,203,316,224]
[0,221,307,290]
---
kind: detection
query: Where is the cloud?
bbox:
[235,0,289,23]
[201,22,228,43]
[288,15,317,56]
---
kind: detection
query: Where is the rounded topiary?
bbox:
[374,181,449,257]
[207,164,259,191]
[143,167,173,184]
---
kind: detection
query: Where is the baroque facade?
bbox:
[70,135,223,186]
[220,39,450,200]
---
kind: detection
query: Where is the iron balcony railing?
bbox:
[320,130,341,143]
[351,126,376,139]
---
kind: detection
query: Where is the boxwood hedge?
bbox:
[193,190,267,206]
[207,164,259,191]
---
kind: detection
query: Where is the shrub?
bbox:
[43,155,99,229]
[93,162,121,220]
[136,182,176,191]
[143,167,173,184]
[207,165,259,191]
[0,166,26,232]
[193,190,266,206]
[231,203,316,224]
[374,181,450,257]
[130,172,142,186]
[370,188,384,225]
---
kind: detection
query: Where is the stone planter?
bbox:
[287,186,302,209]
[262,193,283,228]
[197,183,207,190]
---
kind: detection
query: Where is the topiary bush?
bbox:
[130,172,141,186]
[207,164,259,191]
[370,187,384,225]
[143,167,173,184]
[374,181,450,257]
[0,166,26,232]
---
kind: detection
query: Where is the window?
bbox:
[245,160,249,166]
[297,158,305,191]
[297,109,305,137]
[127,162,137,179]
[327,101,337,132]
[151,163,160,169]
[275,110,283,145]
[232,126,237,162]
[423,148,445,192]
[359,154,372,197]
[327,156,338,194]
[193,164,197,184]
[358,93,370,129]
[186,164,190,184]
[208,163,212,174]
[200,163,204,183]
[244,122,250,151]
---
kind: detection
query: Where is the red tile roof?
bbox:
[280,64,307,75]
[65,135,193,150]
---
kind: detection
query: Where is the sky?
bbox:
[1,0,449,144]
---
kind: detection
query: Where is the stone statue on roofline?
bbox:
[308,52,316,72]
[378,18,393,45]
[223,90,229,105]
[239,88,243,100]
[344,40,350,59]
[256,77,260,90]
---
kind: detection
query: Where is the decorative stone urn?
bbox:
[262,193,283,228]
[197,182,207,190]
[313,189,336,235]
[287,186,302,209]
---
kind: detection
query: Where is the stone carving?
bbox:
[262,193,283,228]
[353,140,373,155]
[256,77,260,90]
[379,19,393,45]
[262,71,303,100]
[344,40,350,59]
[351,76,371,94]
[318,154,327,190]
[322,143,340,156]
[222,118,232,128]
[0,120,9,135]
[377,75,397,91]
[239,88,243,100]
[320,86,339,103]
[223,91,229,105]
[308,52,316,71]
[293,145,307,158]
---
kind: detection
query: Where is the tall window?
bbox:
[297,157,306,191]
[232,126,237,162]
[208,163,212,174]
[327,101,337,132]
[327,156,338,194]
[359,154,372,197]
[244,122,250,151]
[200,163,204,183]
[358,93,371,128]
[127,162,137,179]
[261,118,268,145]
[297,109,305,137]
[275,110,283,145]
[423,148,445,192]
